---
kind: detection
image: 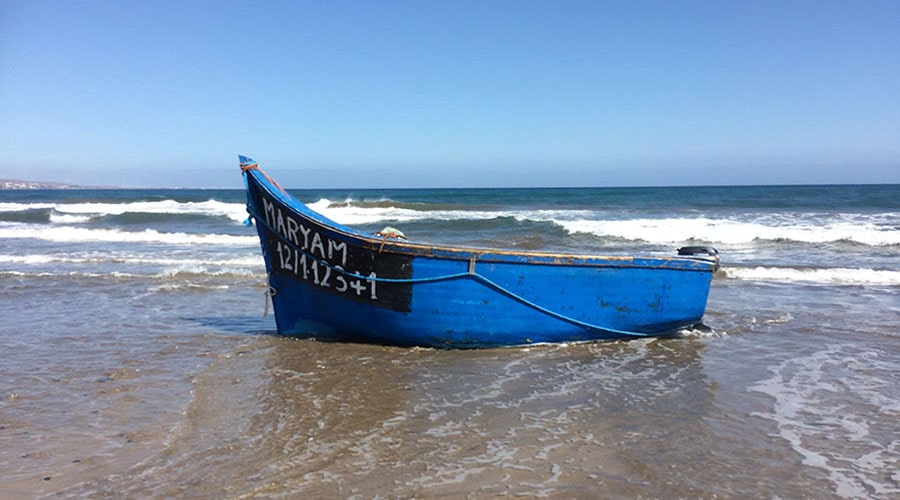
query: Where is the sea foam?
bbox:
[1,200,249,224]
[724,266,900,286]
[0,223,257,246]
[749,345,900,498]
[558,217,900,246]
[306,199,899,247]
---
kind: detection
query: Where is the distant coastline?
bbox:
[1,179,84,190]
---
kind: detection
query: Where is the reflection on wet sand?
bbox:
[72,336,728,497]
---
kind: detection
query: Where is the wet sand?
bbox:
[2,266,898,498]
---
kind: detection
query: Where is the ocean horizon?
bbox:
[3,178,899,190]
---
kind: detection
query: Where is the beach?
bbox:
[1,183,898,497]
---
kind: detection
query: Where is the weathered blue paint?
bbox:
[241,157,719,349]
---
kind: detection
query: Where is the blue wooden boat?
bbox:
[240,156,719,348]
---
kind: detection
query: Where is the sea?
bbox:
[1,182,898,498]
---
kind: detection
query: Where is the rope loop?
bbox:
[241,159,287,194]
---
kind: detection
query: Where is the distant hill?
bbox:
[0,179,83,189]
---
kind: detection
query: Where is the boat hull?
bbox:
[243,163,717,348]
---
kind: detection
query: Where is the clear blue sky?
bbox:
[2,0,898,188]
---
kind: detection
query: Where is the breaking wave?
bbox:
[722,266,900,286]
[557,217,899,247]
[0,200,249,224]
[307,199,899,247]
[3,197,898,247]
[0,223,257,246]
[306,198,595,227]
[0,253,262,268]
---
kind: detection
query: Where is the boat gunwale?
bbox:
[245,168,719,271]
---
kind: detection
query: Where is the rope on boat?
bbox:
[375,226,407,252]
[247,207,656,338]
[240,158,287,194]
